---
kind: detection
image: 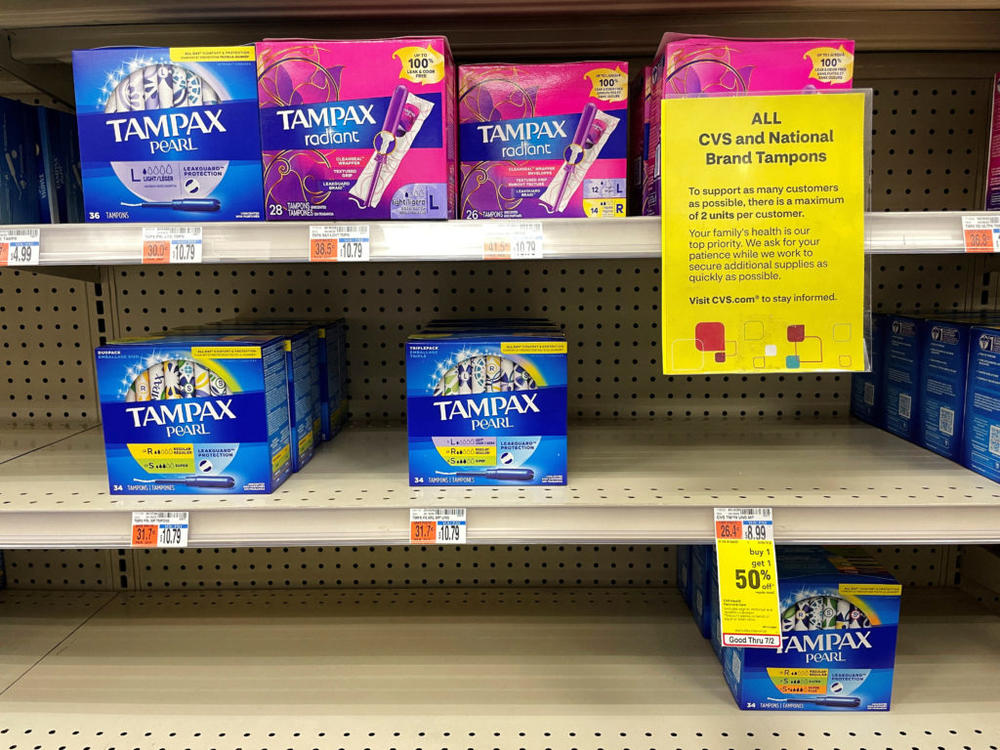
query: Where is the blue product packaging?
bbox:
[72,46,265,222]
[961,324,1000,481]
[882,315,923,441]
[95,334,292,494]
[918,318,971,461]
[689,544,711,638]
[318,319,348,441]
[676,545,692,608]
[708,550,723,662]
[850,314,885,427]
[406,328,567,486]
[0,97,41,223]
[722,545,901,712]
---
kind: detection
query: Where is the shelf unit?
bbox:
[0,587,997,748]
[2,421,1000,547]
[2,3,1000,748]
[8,212,994,265]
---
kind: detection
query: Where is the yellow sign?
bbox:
[393,45,445,85]
[714,507,781,648]
[661,92,866,374]
[170,46,255,62]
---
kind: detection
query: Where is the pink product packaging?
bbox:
[459,61,628,219]
[644,34,856,215]
[256,37,456,220]
[987,73,1000,211]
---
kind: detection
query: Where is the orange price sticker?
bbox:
[410,520,437,543]
[483,238,511,260]
[715,520,742,539]
[0,243,8,265]
[131,524,158,547]
[964,228,994,253]
[310,237,338,262]
[142,240,170,264]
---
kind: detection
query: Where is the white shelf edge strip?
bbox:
[10,212,989,265]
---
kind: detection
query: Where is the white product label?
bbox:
[863,381,875,406]
[962,215,1000,252]
[142,226,203,264]
[131,511,189,547]
[483,221,544,260]
[0,227,40,266]
[409,507,467,544]
[938,406,955,437]
[898,393,912,420]
[990,425,1000,457]
[309,225,370,262]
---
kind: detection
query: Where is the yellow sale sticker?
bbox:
[394,45,445,85]
[803,46,854,85]
[661,92,866,374]
[584,67,628,102]
[715,507,781,648]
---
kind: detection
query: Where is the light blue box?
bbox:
[722,546,900,712]
[406,326,567,486]
[95,333,292,494]
[882,315,922,440]
[72,46,264,222]
[690,544,711,639]
[851,314,886,427]
[918,318,970,461]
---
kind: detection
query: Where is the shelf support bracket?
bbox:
[0,31,74,108]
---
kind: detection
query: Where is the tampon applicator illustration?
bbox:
[552,102,597,210]
[121,198,221,212]
[436,468,535,481]
[134,475,236,488]
[768,696,861,708]
[360,85,418,209]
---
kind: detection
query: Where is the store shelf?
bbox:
[2,420,1000,547]
[14,212,990,266]
[0,586,997,748]
[0,424,90,464]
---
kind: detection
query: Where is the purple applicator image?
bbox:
[357,85,421,209]
[541,102,619,213]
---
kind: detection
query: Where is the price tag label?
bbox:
[131,511,189,548]
[409,508,466,544]
[309,225,370,262]
[714,507,781,648]
[483,221,544,260]
[142,226,203,264]
[962,215,1000,253]
[0,227,40,266]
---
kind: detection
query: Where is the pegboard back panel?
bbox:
[0,268,100,427]
[865,79,992,212]
[111,258,980,421]
[3,544,956,590]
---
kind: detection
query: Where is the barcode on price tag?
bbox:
[961,215,1000,253]
[309,225,370,262]
[483,221,544,260]
[409,507,466,544]
[131,511,189,548]
[142,226,203,264]
[0,227,40,266]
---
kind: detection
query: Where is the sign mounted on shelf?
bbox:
[661,92,868,374]
[131,511,189,548]
[483,221,544,260]
[409,507,467,544]
[0,228,40,266]
[714,507,781,648]
[309,225,371,262]
[142,226,203,264]
[961,215,1000,253]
